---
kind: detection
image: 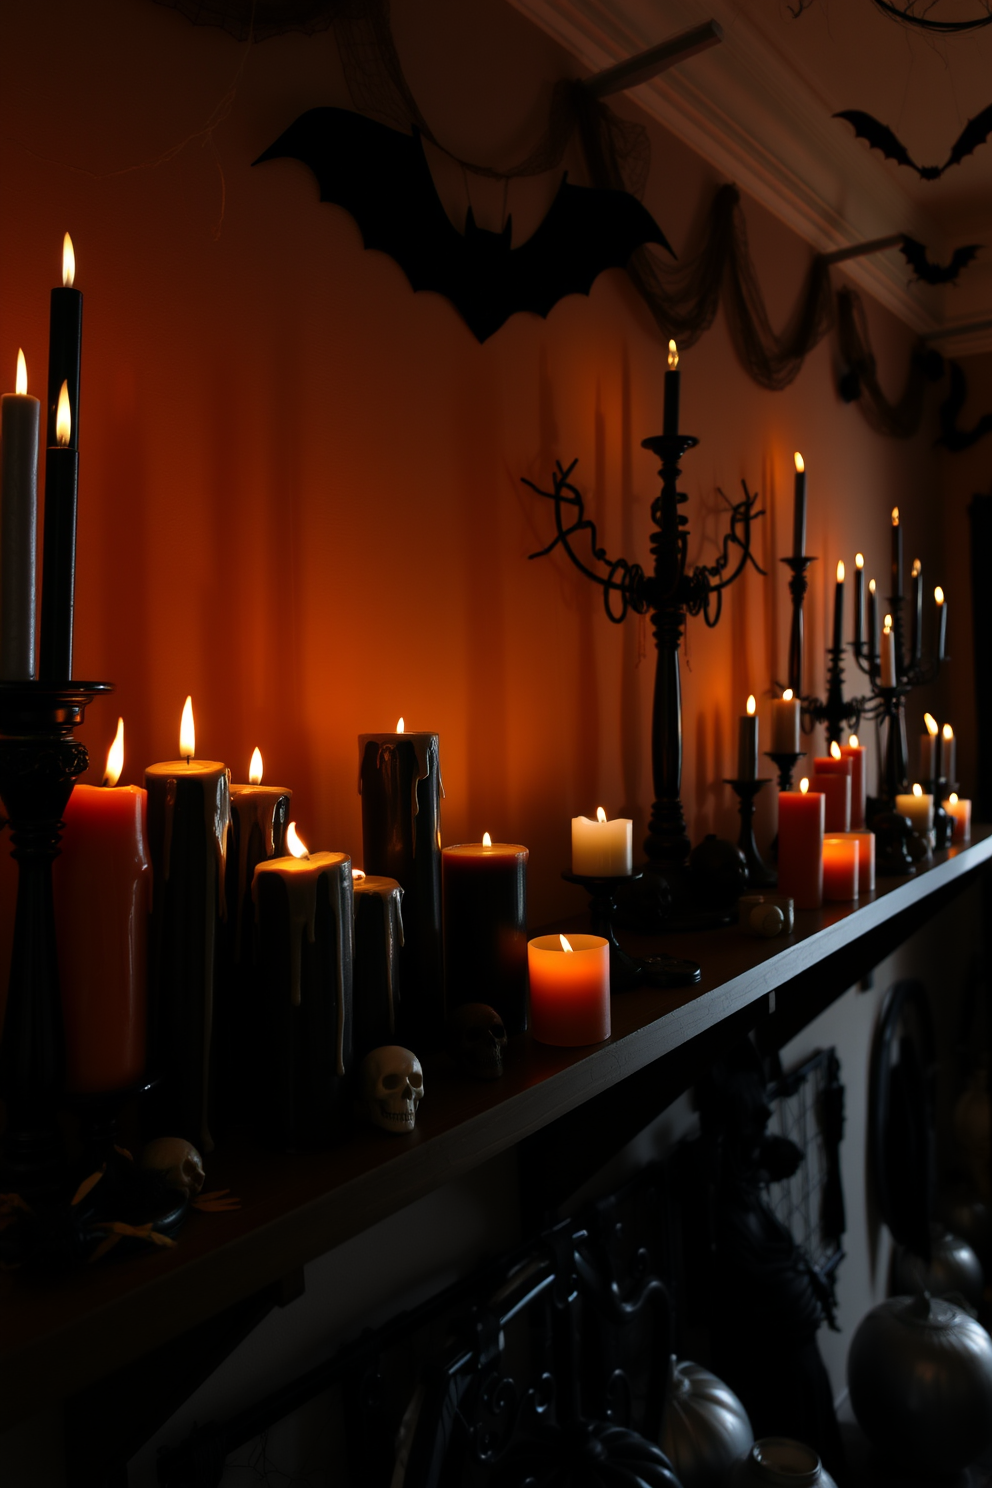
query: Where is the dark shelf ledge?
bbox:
[1,830,989,1430]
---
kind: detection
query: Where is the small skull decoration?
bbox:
[139,1137,205,1197]
[360,1046,424,1134]
[447,1003,508,1080]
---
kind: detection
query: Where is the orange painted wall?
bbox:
[0,0,951,928]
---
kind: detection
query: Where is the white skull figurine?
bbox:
[360,1046,424,1134]
[448,1003,508,1080]
[140,1137,206,1196]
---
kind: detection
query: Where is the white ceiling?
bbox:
[511,0,992,352]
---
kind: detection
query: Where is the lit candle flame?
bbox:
[103,717,124,787]
[596,806,607,823]
[950,792,959,805]
[15,349,27,396]
[352,867,366,881]
[286,821,309,858]
[560,933,574,952]
[667,339,678,369]
[891,507,900,527]
[747,695,756,716]
[883,615,893,632]
[855,553,864,570]
[869,579,876,594]
[943,723,954,741]
[482,831,492,847]
[794,452,804,473]
[56,380,71,446]
[800,778,809,794]
[849,734,859,748]
[396,716,405,733]
[836,560,845,583]
[912,782,923,798]
[912,559,921,578]
[830,741,841,760]
[934,587,944,606]
[62,232,75,289]
[249,747,263,784]
[180,695,195,761]
[924,713,938,737]
[783,688,794,702]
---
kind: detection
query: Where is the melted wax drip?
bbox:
[233,788,289,952]
[358,731,443,844]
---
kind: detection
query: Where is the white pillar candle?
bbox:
[942,724,956,786]
[895,783,933,840]
[571,808,633,876]
[770,689,800,753]
[0,350,39,679]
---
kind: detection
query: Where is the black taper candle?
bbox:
[359,728,442,1046]
[663,340,680,435]
[46,236,82,451]
[39,389,78,680]
[793,453,807,558]
[854,555,865,650]
[832,560,845,653]
[353,873,404,1059]
[891,506,903,600]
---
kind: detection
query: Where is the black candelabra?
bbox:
[524,362,764,923]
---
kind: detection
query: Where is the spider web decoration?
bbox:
[764,1049,846,1292]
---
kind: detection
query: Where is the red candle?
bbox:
[823,835,859,902]
[944,793,971,844]
[53,719,150,1093]
[528,933,610,1046]
[778,779,824,910]
[839,737,867,828]
[811,744,851,831]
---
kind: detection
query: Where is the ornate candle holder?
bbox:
[724,779,776,888]
[562,872,700,989]
[526,427,764,930]
[0,679,181,1265]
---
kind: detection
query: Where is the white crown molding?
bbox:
[510,0,992,340]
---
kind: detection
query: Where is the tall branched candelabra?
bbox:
[524,387,764,914]
[784,508,947,808]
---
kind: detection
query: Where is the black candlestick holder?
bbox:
[765,751,805,793]
[526,423,764,933]
[0,679,181,1265]
[927,777,953,850]
[562,873,701,990]
[724,779,776,888]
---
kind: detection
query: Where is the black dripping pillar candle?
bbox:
[352,872,404,1059]
[442,838,529,1035]
[358,726,442,1044]
[252,842,354,1148]
[145,750,230,1153]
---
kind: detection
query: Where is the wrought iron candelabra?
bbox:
[525,421,764,923]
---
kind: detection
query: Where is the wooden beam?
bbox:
[822,234,904,266]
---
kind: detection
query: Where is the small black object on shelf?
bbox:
[724,778,776,888]
[926,777,953,850]
[562,872,701,989]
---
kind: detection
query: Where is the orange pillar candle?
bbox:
[943,793,971,843]
[54,718,149,1093]
[840,736,867,829]
[823,835,859,901]
[778,779,824,910]
[810,743,851,831]
[528,933,610,1047]
[835,830,875,892]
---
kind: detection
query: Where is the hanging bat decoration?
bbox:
[899,236,982,285]
[834,102,992,179]
[254,108,674,342]
[937,360,992,452]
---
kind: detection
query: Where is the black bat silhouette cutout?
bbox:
[900,236,982,285]
[835,103,992,179]
[254,108,673,342]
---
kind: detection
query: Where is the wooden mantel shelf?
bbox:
[2,832,990,1431]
